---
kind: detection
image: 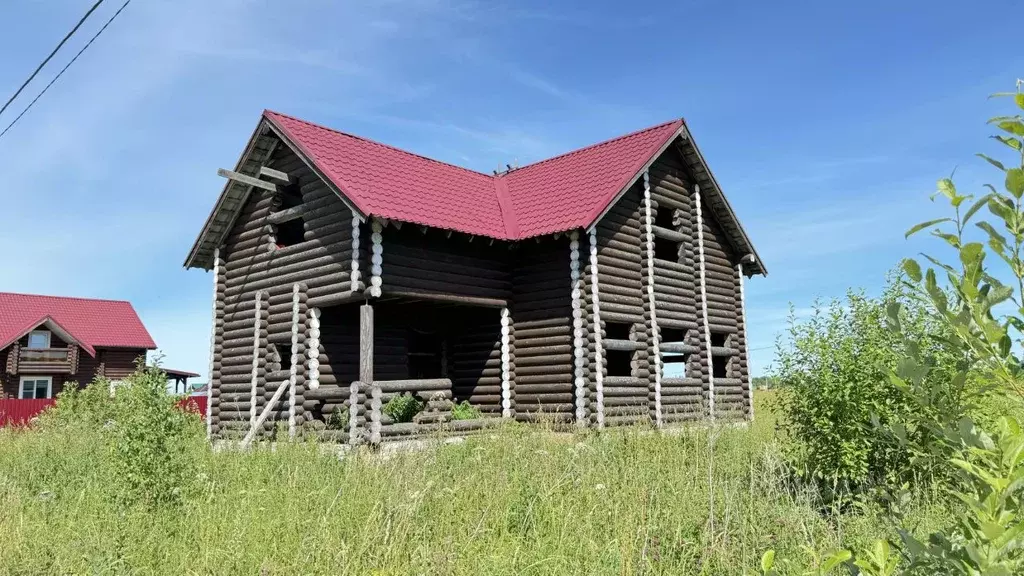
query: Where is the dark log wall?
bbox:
[211,139,354,438]
[649,153,705,421]
[379,226,511,301]
[448,308,504,415]
[583,147,752,424]
[593,184,651,427]
[509,238,573,422]
[701,211,750,418]
[0,328,144,398]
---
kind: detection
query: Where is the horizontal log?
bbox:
[651,225,687,243]
[602,338,642,352]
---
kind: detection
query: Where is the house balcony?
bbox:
[17,348,75,374]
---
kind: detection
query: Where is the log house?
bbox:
[186,111,765,443]
[0,293,156,399]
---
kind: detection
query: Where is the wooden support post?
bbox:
[642,170,663,428]
[369,219,383,298]
[738,259,752,420]
[570,230,588,427]
[288,283,300,439]
[206,246,219,440]
[360,304,374,384]
[589,229,605,428]
[368,385,382,445]
[500,307,512,418]
[350,215,361,293]
[250,291,263,430]
[307,308,321,390]
[348,381,361,445]
[695,185,714,418]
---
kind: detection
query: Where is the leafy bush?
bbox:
[766,81,1024,576]
[327,406,349,430]
[774,276,966,495]
[451,400,481,420]
[383,393,423,423]
[41,363,203,509]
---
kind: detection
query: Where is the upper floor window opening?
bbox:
[27,330,50,349]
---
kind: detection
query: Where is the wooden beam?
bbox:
[602,338,643,352]
[267,205,304,225]
[652,225,687,243]
[217,168,277,193]
[661,342,699,354]
[383,289,507,309]
[360,304,374,384]
[259,166,290,184]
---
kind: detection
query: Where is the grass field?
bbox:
[0,391,946,575]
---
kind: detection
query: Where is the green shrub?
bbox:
[773,275,966,495]
[766,81,1024,576]
[450,400,481,420]
[327,406,349,430]
[383,393,423,423]
[41,363,203,509]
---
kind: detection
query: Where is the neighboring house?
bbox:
[0,293,156,399]
[186,111,765,443]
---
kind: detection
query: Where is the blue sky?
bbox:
[0,0,1020,379]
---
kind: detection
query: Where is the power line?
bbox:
[0,0,131,141]
[0,0,105,119]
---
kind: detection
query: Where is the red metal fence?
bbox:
[0,398,56,427]
[0,396,208,427]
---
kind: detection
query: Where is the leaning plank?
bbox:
[217,168,278,193]
[240,379,288,447]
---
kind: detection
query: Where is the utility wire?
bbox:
[0,0,131,141]
[0,0,105,119]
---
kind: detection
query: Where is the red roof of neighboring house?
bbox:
[264,111,683,240]
[0,292,156,356]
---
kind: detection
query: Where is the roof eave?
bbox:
[184,117,272,270]
[584,122,687,232]
[582,122,766,277]
[678,124,767,276]
[0,316,97,357]
[261,112,368,223]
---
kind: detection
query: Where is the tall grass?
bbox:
[0,392,945,575]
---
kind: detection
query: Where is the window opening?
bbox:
[654,208,675,230]
[19,376,52,399]
[605,322,632,341]
[661,353,688,378]
[273,181,305,248]
[27,330,50,349]
[606,349,633,377]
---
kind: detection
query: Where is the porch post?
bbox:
[360,303,374,384]
[694,185,714,419]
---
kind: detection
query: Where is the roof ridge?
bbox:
[0,291,133,305]
[264,110,495,180]
[492,178,519,239]
[506,118,684,175]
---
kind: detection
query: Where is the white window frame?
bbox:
[18,376,53,399]
[26,330,51,349]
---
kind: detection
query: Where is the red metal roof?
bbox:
[264,111,684,240]
[0,293,156,356]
